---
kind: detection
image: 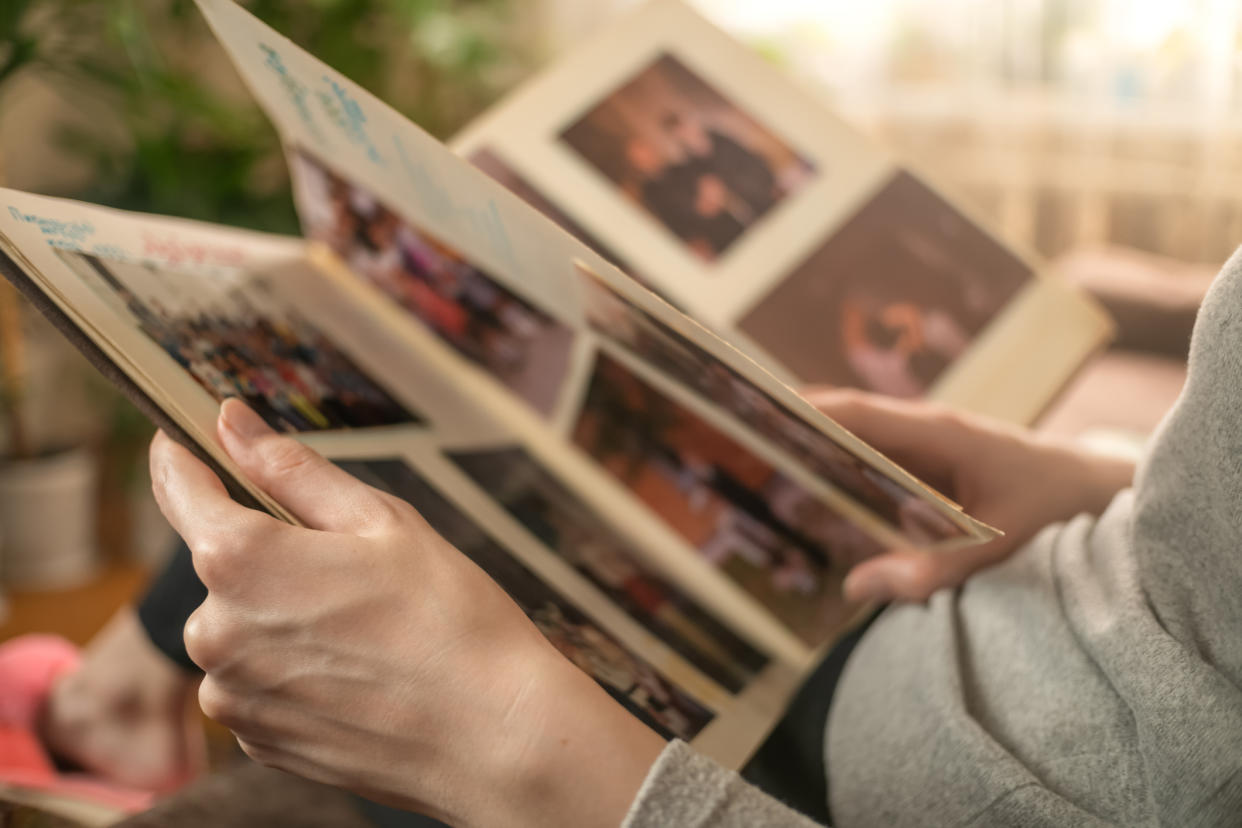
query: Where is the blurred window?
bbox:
[571,0,1242,261]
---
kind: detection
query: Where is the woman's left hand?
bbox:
[149,399,664,828]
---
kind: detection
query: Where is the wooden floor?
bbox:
[0,561,150,646]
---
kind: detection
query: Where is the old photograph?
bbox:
[334,457,716,741]
[578,267,964,543]
[572,354,879,643]
[293,150,574,417]
[739,171,1034,397]
[59,250,420,432]
[448,445,769,692]
[561,54,815,262]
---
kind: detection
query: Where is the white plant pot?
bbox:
[127,467,178,568]
[0,447,99,590]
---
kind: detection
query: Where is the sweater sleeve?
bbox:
[622,740,825,828]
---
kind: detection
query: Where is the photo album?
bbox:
[0,0,1111,766]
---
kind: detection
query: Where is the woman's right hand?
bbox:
[147,400,665,828]
[805,389,1136,604]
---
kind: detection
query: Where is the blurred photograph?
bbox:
[448,445,769,692]
[334,458,715,741]
[572,354,878,644]
[578,268,964,544]
[739,171,1034,397]
[292,150,574,417]
[58,250,420,432]
[560,54,815,262]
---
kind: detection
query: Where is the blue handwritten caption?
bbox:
[318,78,384,165]
[5,206,125,257]
[259,42,326,144]
[391,136,520,279]
[258,41,385,167]
[7,207,96,244]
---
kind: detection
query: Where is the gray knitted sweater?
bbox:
[624,249,1242,827]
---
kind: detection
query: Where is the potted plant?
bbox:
[0,0,103,591]
[0,293,101,590]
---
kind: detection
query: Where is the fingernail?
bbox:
[220,398,272,440]
[843,570,890,603]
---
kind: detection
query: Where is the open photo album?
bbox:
[0,0,1109,768]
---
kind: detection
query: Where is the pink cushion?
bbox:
[0,634,153,813]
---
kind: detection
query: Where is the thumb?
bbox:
[842,540,1012,604]
[803,388,968,473]
[216,398,390,533]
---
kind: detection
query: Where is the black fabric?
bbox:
[742,609,883,824]
[351,799,447,828]
[136,541,206,674]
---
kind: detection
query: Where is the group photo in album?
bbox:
[10,0,1187,826]
[56,249,420,432]
[571,351,875,644]
[292,150,575,417]
[738,172,1036,397]
[333,457,717,742]
[560,53,816,262]
[574,265,967,545]
[447,445,769,693]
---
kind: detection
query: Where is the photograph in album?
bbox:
[572,353,877,644]
[560,53,815,263]
[577,266,964,544]
[292,150,575,417]
[739,171,1034,396]
[57,250,420,432]
[334,457,716,741]
[448,445,769,693]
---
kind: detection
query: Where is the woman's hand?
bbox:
[805,389,1135,604]
[149,399,664,828]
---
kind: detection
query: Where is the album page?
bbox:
[451,0,1114,425]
